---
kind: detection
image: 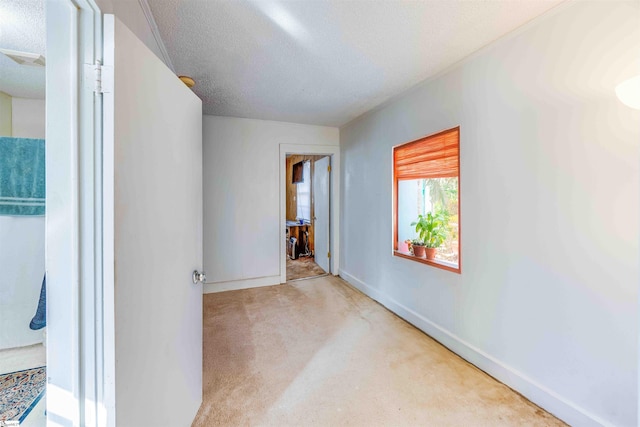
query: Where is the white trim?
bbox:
[137,0,175,72]
[279,144,340,284]
[102,14,117,427]
[46,2,80,425]
[204,275,281,293]
[339,269,613,427]
[47,0,105,426]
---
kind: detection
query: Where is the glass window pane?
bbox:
[397,177,459,267]
[296,161,311,221]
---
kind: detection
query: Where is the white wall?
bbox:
[12,98,45,139]
[339,2,639,427]
[0,217,45,350]
[0,92,11,136]
[0,97,46,350]
[0,96,46,138]
[203,116,338,291]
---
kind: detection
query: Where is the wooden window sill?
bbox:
[394,250,461,274]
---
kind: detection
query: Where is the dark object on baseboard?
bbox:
[30,276,46,330]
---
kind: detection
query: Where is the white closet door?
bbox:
[313,156,330,273]
[103,15,203,427]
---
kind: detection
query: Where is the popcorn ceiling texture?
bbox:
[148,0,562,126]
[0,0,45,99]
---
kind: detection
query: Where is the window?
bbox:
[393,127,460,273]
[296,160,311,221]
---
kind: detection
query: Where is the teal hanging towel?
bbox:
[0,137,45,216]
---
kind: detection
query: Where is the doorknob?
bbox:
[192,270,206,284]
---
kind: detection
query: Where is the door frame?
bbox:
[47,0,108,426]
[279,144,340,283]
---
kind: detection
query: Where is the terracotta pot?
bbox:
[413,245,426,258]
[425,247,437,260]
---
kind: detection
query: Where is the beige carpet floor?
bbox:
[193,276,565,427]
[286,256,326,281]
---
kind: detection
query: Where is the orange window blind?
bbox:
[394,127,459,180]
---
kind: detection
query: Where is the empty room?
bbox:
[0,0,638,426]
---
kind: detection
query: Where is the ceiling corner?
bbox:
[138,0,175,73]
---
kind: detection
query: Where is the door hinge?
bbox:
[327,251,331,258]
[84,61,113,94]
[327,165,331,172]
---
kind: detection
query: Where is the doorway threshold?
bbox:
[286,273,330,283]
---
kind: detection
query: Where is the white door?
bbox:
[313,157,330,273]
[103,16,203,426]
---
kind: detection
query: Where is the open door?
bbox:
[103,16,203,426]
[313,156,330,273]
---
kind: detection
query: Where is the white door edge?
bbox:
[312,156,331,273]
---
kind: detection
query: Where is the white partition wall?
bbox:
[202,116,339,292]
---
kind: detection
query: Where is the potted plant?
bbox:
[400,239,414,254]
[411,239,426,258]
[411,211,448,260]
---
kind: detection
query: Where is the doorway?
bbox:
[285,154,330,281]
[0,0,47,424]
[279,144,340,283]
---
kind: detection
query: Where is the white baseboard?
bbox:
[338,269,612,427]
[203,275,281,294]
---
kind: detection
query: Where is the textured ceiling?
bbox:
[148,0,563,127]
[0,0,45,99]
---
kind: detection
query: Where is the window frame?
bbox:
[393,126,461,274]
[296,160,311,221]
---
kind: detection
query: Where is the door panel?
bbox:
[104,16,203,427]
[313,157,330,273]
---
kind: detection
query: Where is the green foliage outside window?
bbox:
[419,178,459,262]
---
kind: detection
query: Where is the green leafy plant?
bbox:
[411,211,448,249]
[411,238,425,247]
